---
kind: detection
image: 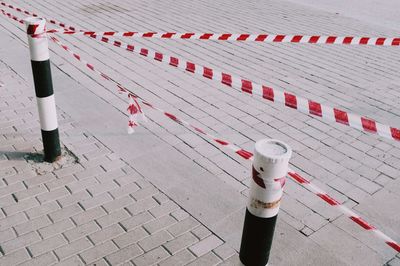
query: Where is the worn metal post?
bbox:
[239,139,292,266]
[25,17,61,162]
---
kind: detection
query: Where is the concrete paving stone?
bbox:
[0,212,28,231]
[138,230,174,252]
[57,190,92,208]
[96,208,130,228]
[25,201,60,220]
[377,164,399,179]
[310,223,385,265]
[149,200,180,218]
[143,214,177,234]
[0,248,30,265]
[132,246,170,266]
[171,209,190,222]
[38,219,75,239]
[14,215,52,237]
[27,233,65,256]
[71,206,107,226]
[73,165,106,180]
[45,175,76,191]
[18,251,57,266]
[13,184,47,201]
[387,257,400,266]
[63,221,100,242]
[48,204,83,223]
[87,181,119,197]
[24,173,57,188]
[37,187,70,204]
[89,223,125,244]
[0,228,16,243]
[189,235,224,257]
[55,237,93,260]
[109,182,141,199]
[212,243,237,260]
[168,217,200,237]
[2,197,39,216]
[354,176,382,194]
[187,252,222,266]
[125,197,159,216]
[79,192,113,210]
[105,244,144,265]
[159,249,196,266]
[66,177,100,194]
[79,240,118,264]
[113,227,149,249]
[164,232,199,255]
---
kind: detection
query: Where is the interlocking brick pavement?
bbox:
[0,0,399,265]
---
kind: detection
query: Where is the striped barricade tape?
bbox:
[0,1,77,30]
[2,1,400,46]
[3,2,400,143]
[45,29,400,47]
[83,33,400,142]
[2,4,399,254]
[49,32,400,254]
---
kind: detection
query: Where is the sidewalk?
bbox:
[1,0,399,265]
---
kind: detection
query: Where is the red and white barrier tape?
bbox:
[0,1,77,30]
[1,8,23,25]
[50,31,400,254]
[2,5,399,254]
[45,29,400,47]
[84,33,400,142]
[3,2,400,142]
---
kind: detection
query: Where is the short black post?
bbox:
[25,17,61,162]
[240,139,292,266]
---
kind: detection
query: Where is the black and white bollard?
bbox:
[25,17,61,162]
[240,139,292,266]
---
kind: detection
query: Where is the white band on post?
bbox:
[36,96,58,131]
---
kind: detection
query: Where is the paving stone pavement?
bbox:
[0,0,399,265]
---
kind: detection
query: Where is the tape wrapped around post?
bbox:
[240,139,292,266]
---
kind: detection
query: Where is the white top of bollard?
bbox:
[254,139,292,164]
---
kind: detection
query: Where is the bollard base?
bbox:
[239,208,277,266]
[42,129,61,163]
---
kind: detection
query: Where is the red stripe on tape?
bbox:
[181,33,195,39]
[359,37,370,45]
[140,48,148,56]
[165,112,178,121]
[170,57,179,67]
[392,38,400,46]
[285,93,297,109]
[86,63,94,70]
[288,172,310,184]
[317,193,339,206]
[237,149,253,159]
[27,24,38,35]
[200,33,213,40]
[291,35,303,43]
[326,36,337,43]
[104,32,115,36]
[155,52,163,61]
[391,128,400,140]
[376,38,386,45]
[350,216,375,230]
[241,80,253,94]
[215,139,229,145]
[114,41,122,47]
[237,34,250,41]
[203,67,213,79]
[186,62,195,72]
[219,34,232,40]
[126,45,134,52]
[386,242,400,253]
[262,86,274,101]
[309,100,322,116]
[334,109,349,125]
[222,73,232,86]
[143,32,155,37]
[123,32,135,37]
[274,35,285,42]
[361,117,377,133]
[162,32,175,38]
[255,34,268,41]
[194,127,205,134]
[343,37,353,44]
[309,36,320,43]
